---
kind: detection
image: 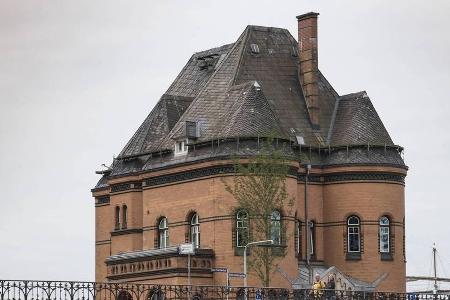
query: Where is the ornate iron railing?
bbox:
[0,280,449,300]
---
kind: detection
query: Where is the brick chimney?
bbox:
[297,12,320,129]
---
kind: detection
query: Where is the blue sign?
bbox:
[255,289,263,300]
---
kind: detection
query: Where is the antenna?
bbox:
[433,243,438,294]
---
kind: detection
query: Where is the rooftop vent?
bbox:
[250,44,260,54]
[186,121,200,139]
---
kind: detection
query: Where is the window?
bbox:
[347,216,361,253]
[115,206,120,230]
[295,220,302,257]
[122,205,128,229]
[174,140,188,156]
[158,217,169,248]
[379,216,390,253]
[309,221,315,256]
[271,210,281,245]
[190,213,200,248]
[236,210,249,247]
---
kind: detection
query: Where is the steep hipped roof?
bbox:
[118,44,233,158]
[329,91,394,145]
[96,24,402,184]
[118,94,193,157]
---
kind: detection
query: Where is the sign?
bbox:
[228,272,246,278]
[178,243,195,255]
[211,268,228,273]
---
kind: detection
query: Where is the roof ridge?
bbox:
[246,25,291,33]
[194,43,234,56]
[340,90,367,100]
[230,26,252,87]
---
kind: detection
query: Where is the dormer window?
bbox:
[186,121,200,139]
[174,139,188,156]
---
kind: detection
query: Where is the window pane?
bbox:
[236,210,249,247]
[271,211,281,245]
[348,226,360,252]
[380,216,389,225]
[380,226,390,253]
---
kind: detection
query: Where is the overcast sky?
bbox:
[1,0,449,289]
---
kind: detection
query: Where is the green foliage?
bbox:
[224,138,294,287]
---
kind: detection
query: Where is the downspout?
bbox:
[304,164,311,267]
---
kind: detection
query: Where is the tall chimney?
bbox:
[297,12,320,129]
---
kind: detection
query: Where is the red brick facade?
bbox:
[94,160,406,291]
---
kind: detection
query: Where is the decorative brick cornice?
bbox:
[297,172,405,184]
[106,166,405,192]
[96,195,110,205]
[110,182,142,193]
[144,165,235,187]
[106,267,212,281]
[324,172,405,184]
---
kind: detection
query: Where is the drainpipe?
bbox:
[304,164,311,267]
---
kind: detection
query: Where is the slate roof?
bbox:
[329,91,394,146]
[95,24,404,185]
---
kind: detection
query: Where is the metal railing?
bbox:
[0,280,448,300]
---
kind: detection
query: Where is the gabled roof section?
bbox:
[329,91,394,145]
[117,44,234,158]
[216,82,285,138]
[158,28,250,146]
[118,95,193,158]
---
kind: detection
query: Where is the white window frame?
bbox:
[379,216,390,253]
[190,213,200,248]
[236,210,249,247]
[347,216,361,253]
[174,139,188,156]
[270,210,281,245]
[159,217,169,248]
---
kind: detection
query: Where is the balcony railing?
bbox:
[0,280,449,300]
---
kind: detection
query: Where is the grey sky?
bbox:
[1,0,449,287]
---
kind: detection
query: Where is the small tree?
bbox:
[225,138,294,287]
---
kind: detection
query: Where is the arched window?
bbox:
[379,216,390,253]
[158,217,169,248]
[122,205,128,229]
[190,213,200,248]
[115,206,120,230]
[271,210,281,245]
[347,216,361,253]
[236,210,249,247]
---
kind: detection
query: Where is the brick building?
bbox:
[92,13,407,292]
